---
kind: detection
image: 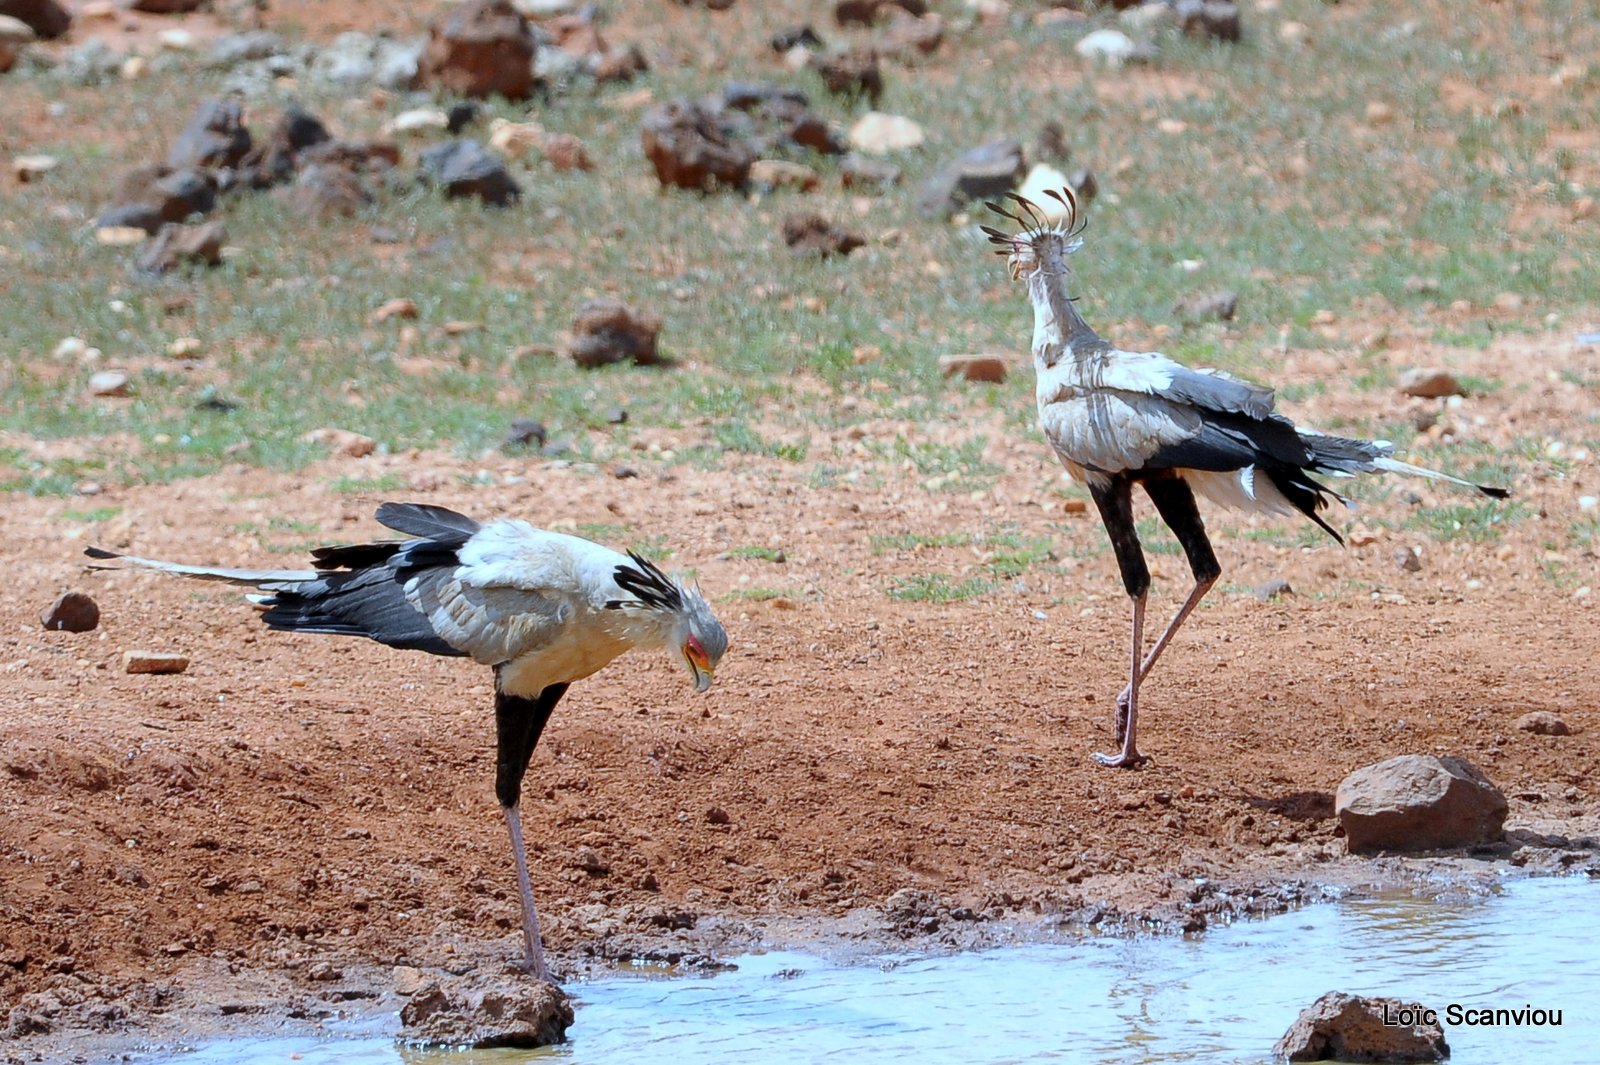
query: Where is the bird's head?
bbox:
[610,553,728,692]
[980,189,1085,283]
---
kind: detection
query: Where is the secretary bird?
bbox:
[982,189,1508,768]
[86,502,728,980]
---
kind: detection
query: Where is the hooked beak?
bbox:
[685,649,714,692]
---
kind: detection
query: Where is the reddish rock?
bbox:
[1515,711,1570,736]
[1274,992,1448,1063]
[813,49,882,103]
[640,99,754,191]
[0,0,70,38]
[782,213,864,258]
[136,222,226,275]
[566,299,662,369]
[399,975,571,1049]
[420,0,536,101]
[41,591,99,633]
[939,354,1008,384]
[124,651,191,675]
[1335,755,1507,853]
[287,163,372,218]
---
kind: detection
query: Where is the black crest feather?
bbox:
[607,552,683,613]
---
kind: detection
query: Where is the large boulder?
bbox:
[640,99,755,191]
[1335,754,1508,853]
[1274,992,1448,1063]
[0,0,69,39]
[420,0,536,100]
[399,975,571,1049]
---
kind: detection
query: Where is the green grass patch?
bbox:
[727,545,786,562]
[870,531,975,554]
[889,574,996,603]
[1403,499,1534,542]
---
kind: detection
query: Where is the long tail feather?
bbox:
[83,546,315,586]
[1372,457,1509,499]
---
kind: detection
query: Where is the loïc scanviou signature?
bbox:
[1384,1002,1565,1028]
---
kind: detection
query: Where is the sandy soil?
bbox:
[4,325,1599,1062]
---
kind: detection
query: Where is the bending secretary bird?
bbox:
[982,189,1507,769]
[86,502,728,981]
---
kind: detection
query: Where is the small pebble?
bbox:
[124,650,190,675]
[41,591,100,633]
[1515,711,1571,736]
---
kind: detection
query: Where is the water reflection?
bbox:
[165,876,1598,1065]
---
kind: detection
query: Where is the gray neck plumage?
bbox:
[1027,267,1104,368]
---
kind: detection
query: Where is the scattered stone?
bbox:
[0,0,69,39]
[95,226,149,247]
[206,30,285,67]
[875,11,944,59]
[848,111,924,153]
[611,466,639,479]
[12,154,57,182]
[1398,368,1465,399]
[370,298,419,325]
[1253,578,1292,601]
[781,213,864,257]
[447,101,483,135]
[504,419,547,450]
[1175,0,1242,43]
[420,0,537,101]
[640,99,755,191]
[752,159,822,193]
[540,133,593,172]
[1174,290,1239,323]
[488,118,546,157]
[0,14,33,73]
[840,152,901,189]
[1335,754,1508,854]
[1393,546,1422,573]
[604,408,628,425]
[771,24,823,52]
[835,0,926,26]
[88,370,129,397]
[939,354,1007,384]
[813,49,882,103]
[418,140,521,206]
[1075,28,1142,67]
[300,138,400,175]
[136,222,226,274]
[124,651,191,675]
[722,81,809,113]
[389,108,450,136]
[1274,992,1448,1063]
[1515,711,1570,736]
[41,591,99,633]
[167,99,253,171]
[239,107,334,188]
[398,975,571,1050]
[393,966,430,996]
[1069,167,1099,204]
[566,299,662,369]
[129,0,206,11]
[303,427,378,458]
[915,138,1026,220]
[100,165,218,233]
[288,163,372,218]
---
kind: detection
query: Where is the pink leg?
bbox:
[502,803,550,981]
[1114,576,1217,721]
[1096,592,1149,768]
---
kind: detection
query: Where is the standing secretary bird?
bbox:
[86,502,728,980]
[982,189,1508,768]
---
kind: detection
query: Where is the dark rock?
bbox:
[287,163,372,218]
[915,138,1027,220]
[1069,167,1098,204]
[611,466,640,479]
[1515,711,1570,736]
[240,107,334,187]
[300,139,401,174]
[1174,290,1238,323]
[167,99,254,171]
[447,101,482,134]
[136,222,226,275]
[1398,368,1464,399]
[592,43,647,83]
[419,140,521,206]
[1274,992,1448,1063]
[1176,0,1242,43]
[640,99,755,191]
[566,299,662,369]
[605,408,628,425]
[1335,755,1508,854]
[782,213,864,258]
[722,81,809,112]
[540,439,573,459]
[41,591,99,633]
[813,49,882,103]
[130,0,207,11]
[1393,547,1422,573]
[420,0,536,101]
[0,0,69,38]
[771,24,823,52]
[840,152,901,189]
[399,975,572,1049]
[100,166,218,232]
[835,0,925,27]
[504,419,547,450]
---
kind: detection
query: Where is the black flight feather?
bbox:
[607,552,682,613]
[375,502,482,545]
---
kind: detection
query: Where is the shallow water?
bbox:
[162,875,1597,1065]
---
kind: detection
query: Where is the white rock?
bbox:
[511,0,577,12]
[1121,1,1176,32]
[1076,29,1138,65]
[848,112,925,154]
[388,108,449,135]
[1579,495,1598,511]
[0,14,36,46]
[89,370,130,397]
[12,155,59,183]
[488,118,546,157]
[53,337,88,360]
[159,29,197,52]
[1015,164,1072,219]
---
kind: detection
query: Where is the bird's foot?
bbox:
[1093,747,1149,769]
[1113,688,1132,745]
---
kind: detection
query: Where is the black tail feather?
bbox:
[375,502,481,545]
